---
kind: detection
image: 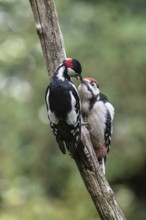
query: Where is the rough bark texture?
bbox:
[29,0,66,76]
[76,126,126,220]
[29,0,126,219]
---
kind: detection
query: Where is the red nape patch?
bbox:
[65,59,73,68]
[84,77,99,85]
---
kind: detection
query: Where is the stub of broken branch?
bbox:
[29,0,126,219]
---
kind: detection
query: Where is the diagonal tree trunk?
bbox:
[29,0,126,219]
[29,0,66,76]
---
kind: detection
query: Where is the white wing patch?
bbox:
[46,88,59,124]
[48,111,59,124]
[66,91,78,125]
[105,102,115,121]
[45,88,50,110]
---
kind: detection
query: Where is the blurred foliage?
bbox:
[0,0,146,219]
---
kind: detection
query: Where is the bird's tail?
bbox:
[73,141,91,170]
[56,139,66,154]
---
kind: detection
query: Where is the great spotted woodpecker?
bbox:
[45,58,82,156]
[78,77,115,174]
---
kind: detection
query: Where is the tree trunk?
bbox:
[29,0,126,219]
[29,0,66,76]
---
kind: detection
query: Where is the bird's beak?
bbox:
[76,74,83,81]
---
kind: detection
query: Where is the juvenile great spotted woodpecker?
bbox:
[45,58,82,156]
[78,77,115,174]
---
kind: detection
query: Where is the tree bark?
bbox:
[76,126,126,220]
[29,0,126,219]
[29,0,66,76]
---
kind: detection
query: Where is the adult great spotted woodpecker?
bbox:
[78,77,115,174]
[45,58,82,156]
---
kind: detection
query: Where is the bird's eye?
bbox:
[90,81,96,87]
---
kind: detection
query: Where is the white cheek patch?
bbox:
[67,68,76,77]
[78,81,99,100]
[92,86,99,96]
[78,84,92,99]
[83,80,99,96]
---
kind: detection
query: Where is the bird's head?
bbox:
[63,58,82,80]
[55,58,82,81]
[78,77,100,100]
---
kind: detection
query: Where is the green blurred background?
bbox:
[0,0,146,219]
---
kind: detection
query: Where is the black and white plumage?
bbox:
[78,77,115,174]
[45,58,82,155]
